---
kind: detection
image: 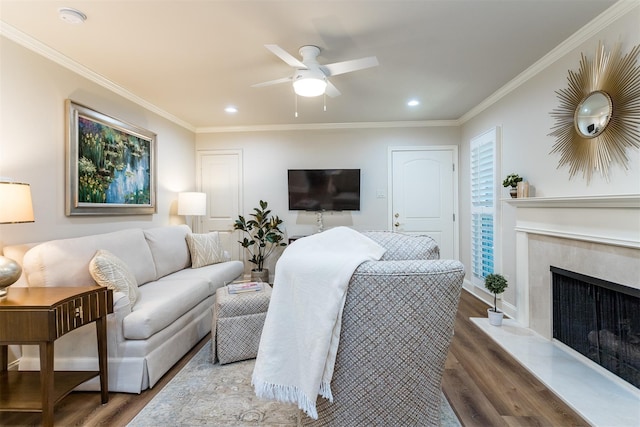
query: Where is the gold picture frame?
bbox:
[549,41,640,182]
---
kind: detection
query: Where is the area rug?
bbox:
[128,341,461,426]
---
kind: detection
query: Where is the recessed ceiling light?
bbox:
[407,99,420,107]
[58,8,87,24]
[224,106,238,114]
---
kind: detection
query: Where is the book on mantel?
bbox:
[227,281,263,294]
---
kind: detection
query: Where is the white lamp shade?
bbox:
[293,77,327,97]
[0,181,34,224]
[178,192,206,216]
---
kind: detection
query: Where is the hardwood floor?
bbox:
[0,290,588,426]
[442,290,588,427]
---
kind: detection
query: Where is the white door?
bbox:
[197,150,243,260]
[389,147,457,259]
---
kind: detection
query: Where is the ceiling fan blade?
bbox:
[251,76,292,88]
[325,81,341,97]
[264,44,306,68]
[323,56,379,76]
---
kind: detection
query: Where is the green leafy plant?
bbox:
[502,173,523,188]
[233,200,287,272]
[484,273,508,313]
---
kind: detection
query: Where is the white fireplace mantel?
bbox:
[507,194,639,331]
[506,194,640,250]
[505,193,640,209]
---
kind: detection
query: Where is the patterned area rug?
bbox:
[128,341,461,426]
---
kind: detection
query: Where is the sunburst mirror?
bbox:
[549,41,640,182]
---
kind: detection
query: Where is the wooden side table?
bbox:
[0,286,113,427]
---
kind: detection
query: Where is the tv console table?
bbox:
[0,286,112,427]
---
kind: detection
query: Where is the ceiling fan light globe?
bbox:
[293,77,327,97]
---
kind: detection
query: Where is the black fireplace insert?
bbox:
[551,266,640,389]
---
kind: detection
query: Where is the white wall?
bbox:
[459,6,640,310]
[196,126,460,238]
[0,37,197,247]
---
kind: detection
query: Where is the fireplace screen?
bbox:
[552,267,640,388]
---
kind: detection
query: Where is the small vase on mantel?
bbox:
[517,181,529,198]
[509,186,517,198]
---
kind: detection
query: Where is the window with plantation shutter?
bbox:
[470,128,497,286]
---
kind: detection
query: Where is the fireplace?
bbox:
[551,266,640,388]
[490,195,640,426]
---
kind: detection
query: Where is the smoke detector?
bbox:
[58,8,87,24]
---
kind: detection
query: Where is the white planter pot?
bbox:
[487,308,504,326]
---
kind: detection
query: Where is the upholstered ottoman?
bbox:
[212,284,272,364]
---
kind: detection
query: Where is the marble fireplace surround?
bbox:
[510,195,640,334]
[473,194,640,426]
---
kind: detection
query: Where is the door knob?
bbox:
[394,213,400,218]
[394,222,400,227]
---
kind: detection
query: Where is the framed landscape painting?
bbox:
[66,100,157,215]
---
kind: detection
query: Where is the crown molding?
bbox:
[2,0,635,133]
[195,119,460,134]
[198,1,638,132]
[505,193,640,209]
[0,20,458,134]
[459,0,639,124]
[0,21,196,132]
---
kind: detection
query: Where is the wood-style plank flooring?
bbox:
[0,290,588,426]
[442,290,588,426]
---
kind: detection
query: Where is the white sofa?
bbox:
[6,224,243,393]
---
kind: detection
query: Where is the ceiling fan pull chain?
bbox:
[294,93,298,118]
[324,93,327,112]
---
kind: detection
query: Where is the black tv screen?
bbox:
[288,169,361,211]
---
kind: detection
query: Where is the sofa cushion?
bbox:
[89,249,140,306]
[23,229,157,287]
[158,259,245,294]
[143,225,191,279]
[123,278,211,340]
[186,232,225,268]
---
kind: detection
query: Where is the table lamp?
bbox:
[178,192,206,232]
[0,180,35,296]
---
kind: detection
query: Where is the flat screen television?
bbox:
[288,169,361,211]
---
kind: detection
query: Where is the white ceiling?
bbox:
[0,0,618,130]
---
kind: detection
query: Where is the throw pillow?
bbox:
[186,232,225,268]
[89,249,139,306]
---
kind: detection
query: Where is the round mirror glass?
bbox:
[574,91,612,138]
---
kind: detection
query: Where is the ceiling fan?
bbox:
[251,44,379,98]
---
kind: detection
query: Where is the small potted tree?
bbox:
[484,273,508,326]
[234,200,287,283]
[502,173,523,198]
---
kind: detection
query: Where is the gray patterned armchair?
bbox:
[301,231,465,426]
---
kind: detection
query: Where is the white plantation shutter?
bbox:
[470,129,497,286]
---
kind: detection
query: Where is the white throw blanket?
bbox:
[251,227,386,419]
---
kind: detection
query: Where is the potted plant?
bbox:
[502,173,523,198]
[484,273,508,326]
[233,200,287,283]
